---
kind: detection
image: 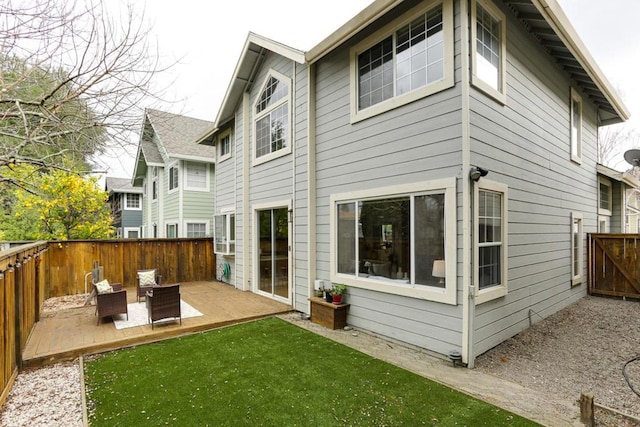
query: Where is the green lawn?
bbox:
[84,317,539,426]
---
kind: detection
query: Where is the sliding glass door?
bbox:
[257,207,289,299]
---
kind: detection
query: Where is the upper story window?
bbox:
[330,178,457,304]
[474,179,508,304]
[125,193,141,210]
[186,222,208,238]
[169,164,179,192]
[185,161,209,191]
[350,0,454,123]
[219,129,232,162]
[152,168,158,201]
[570,88,583,164]
[253,70,292,166]
[471,0,507,104]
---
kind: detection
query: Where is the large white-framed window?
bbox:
[471,0,507,104]
[330,178,457,304]
[125,193,141,210]
[218,129,232,162]
[214,209,236,255]
[349,0,454,123]
[571,212,583,286]
[253,70,292,166]
[185,161,209,191]
[168,163,179,192]
[570,87,583,164]
[474,179,508,304]
[186,222,208,238]
[598,177,612,216]
[166,223,178,238]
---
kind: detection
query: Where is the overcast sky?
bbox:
[98,0,640,177]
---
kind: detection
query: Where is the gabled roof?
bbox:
[133,109,215,183]
[213,33,306,128]
[105,177,143,194]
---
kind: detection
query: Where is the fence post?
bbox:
[579,392,594,426]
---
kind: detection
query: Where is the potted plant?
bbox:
[329,284,347,305]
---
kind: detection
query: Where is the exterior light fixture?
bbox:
[15,258,21,268]
[469,166,489,182]
[0,270,4,279]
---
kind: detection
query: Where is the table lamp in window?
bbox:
[432,260,445,285]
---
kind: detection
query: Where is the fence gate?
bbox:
[589,234,640,299]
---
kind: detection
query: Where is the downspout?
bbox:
[306,63,317,314]
[242,92,251,291]
[291,60,296,304]
[460,0,475,368]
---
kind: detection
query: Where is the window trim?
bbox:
[471,0,507,104]
[252,69,292,166]
[123,227,140,238]
[570,212,583,286]
[474,179,508,304]
[598,176,612,216]
[214,208,236,255]
[329,178,457,304]
[125,193,142,210]
[349,0,454,123]
[166,222,178,238]
[185,221,209,238]
[184,161,210,192]
[570,87,583,164]
[168,162,179,193]
[218,128,232,163]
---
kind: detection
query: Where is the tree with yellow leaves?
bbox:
[2,167,114,240]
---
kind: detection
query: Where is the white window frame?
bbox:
[253,69,292,166]
[218,129,232,162]
[184,161,210,192]
[570,87,583,164]
[152,168,158,201]
[166,222,178,238]
[125,193,142,210]
[329,178,457,304]
[598,176,612,216]
[124,227,140,238]
[214,208,236,255]
[349,0,454,123]
[168,162,179,193]
[474,179,508,304]
[185,221,209,238]
[471,0,507,104]
[571,212,583,286]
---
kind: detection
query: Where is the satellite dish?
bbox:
[624,149,640,167]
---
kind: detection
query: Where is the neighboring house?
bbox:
[105,177,144,238]
[132,109,215,238]
[201,0,629,367]
[596,164,640,233]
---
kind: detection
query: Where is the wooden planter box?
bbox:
[308,297,349,330]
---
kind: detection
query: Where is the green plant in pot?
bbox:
[329,284,347,305]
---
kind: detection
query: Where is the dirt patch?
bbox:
[475,295,640,425]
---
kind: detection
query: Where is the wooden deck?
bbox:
[22,281,293,368]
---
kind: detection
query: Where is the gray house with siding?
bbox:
[204,0,628,367]
[105,177,144,238]
[132,109,216,238]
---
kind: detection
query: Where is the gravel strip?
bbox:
[2,294,640,426]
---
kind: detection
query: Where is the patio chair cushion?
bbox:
[138,270,157,286]
[95,279,113,294]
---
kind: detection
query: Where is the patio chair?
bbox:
[146,284,181,329]
[94,281,128,325]
[137,269,162,302]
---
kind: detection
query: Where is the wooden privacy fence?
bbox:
[0,238,215,408]
[588,234,640,299]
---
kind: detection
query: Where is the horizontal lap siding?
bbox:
[313,16,465,356]
[216,127,237,286]
[471,3,595,356]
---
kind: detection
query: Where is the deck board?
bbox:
[22,281,293,368]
